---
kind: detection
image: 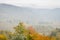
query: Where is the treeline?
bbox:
[0,22,60,40]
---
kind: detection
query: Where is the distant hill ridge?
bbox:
[0,3,60,35]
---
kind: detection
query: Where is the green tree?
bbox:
[12,22,32,40]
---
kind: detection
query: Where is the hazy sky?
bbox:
[0,0,60,8]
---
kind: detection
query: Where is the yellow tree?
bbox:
[0,34,7,40]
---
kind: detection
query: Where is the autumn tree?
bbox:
[12,22,32,40]
[0,34,7,40]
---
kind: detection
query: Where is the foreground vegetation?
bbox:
[0,22,60,40]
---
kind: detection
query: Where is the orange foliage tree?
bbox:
[28,26,52,40]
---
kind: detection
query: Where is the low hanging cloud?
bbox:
[0,0,60,8]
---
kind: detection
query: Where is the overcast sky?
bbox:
[0,0,60,9]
